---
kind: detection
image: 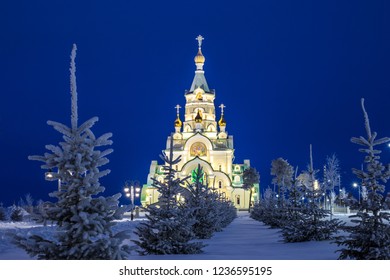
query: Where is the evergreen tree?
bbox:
[242,167,260,212]
[134,138,204,255]
[10,206,23,222]
[0,204,7,221]
[282,145,341,242]
[337,99,390,259]
[186,165,220,239]
[14,44,130,260]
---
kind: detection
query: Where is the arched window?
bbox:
[218,164,222,171]
[185,125,192,132]
[234,175,240,183]
[236,195,241,205]
[207,124,216,132]
[218,181,222,189]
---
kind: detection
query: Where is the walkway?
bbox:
[128,211,340,260]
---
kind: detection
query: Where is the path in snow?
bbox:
[128,211,341,260]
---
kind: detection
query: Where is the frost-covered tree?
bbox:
[134,138,204,255]
[337,99,390,260]
[10,205,23,222]
[242,167,260,212]
[288,166,304,208]
[0,204,7,221]
[185,165,220,239]
[323,154,340,212]
[323,154,340,193]
[19,193,34,215]
[14,44,130,260]
[271,158,293,205]
[251,187,281,227]
[282,145,342,242]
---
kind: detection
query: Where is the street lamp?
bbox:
[124,181,141,220]
[44,169,61,191]
[352,182,361,203]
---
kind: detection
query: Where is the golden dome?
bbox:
[195,110,203,123]
[218,114,226,126]
[174,115,182,127]
[194,49,205,64]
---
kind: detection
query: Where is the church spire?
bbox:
[190,35,210,92]
[218,104,226,126]
[174,104,182,132]
[194,35,205,70]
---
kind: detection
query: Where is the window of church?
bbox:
[234,175,240,183]
[236,195,240,205]
[190,142,207,157]
[185,125,192,132]
[218,181,222,189]
[234,165,241,172]
[207,124,215,132]
[218,164,222,171]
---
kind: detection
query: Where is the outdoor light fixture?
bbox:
[123,181,141,220]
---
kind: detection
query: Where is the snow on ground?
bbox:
[0,212,352,260]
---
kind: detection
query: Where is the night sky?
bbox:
[1,1,390,206]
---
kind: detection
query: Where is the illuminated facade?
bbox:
[140,36,259,210]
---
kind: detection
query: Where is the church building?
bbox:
[140,36,259,210]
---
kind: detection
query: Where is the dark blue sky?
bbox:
[1,1,390,206]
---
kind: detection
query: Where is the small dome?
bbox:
[195,110,203,123]
[174,116,182,127]
[218,114,226,126]
[194,49,205,64]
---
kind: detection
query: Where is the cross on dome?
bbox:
[196,35,204,49]
[175,104,181,115]
[219,104,226,114]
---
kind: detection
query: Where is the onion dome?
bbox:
[195,110,203,123]
[174,115,182,127]
[218,114,226,126]
[194,49,205,64]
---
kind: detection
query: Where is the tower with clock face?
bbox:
[140,36,259,210]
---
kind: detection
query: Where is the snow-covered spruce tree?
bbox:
[133,138,204,255]
[14,44,130,260]
[336,99,390,260]
[251,187,280,227]
[10,206,23,222]
[282,145,341,242]
[0,205,6,221]
[213,193,237,230]
[242,166,260,212]
[186,165,220,239]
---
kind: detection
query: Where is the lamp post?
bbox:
[352,182,361,204]
[45,169,61,191]
[124,181,141,220]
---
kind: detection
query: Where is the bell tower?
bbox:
[141,36,259,210]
